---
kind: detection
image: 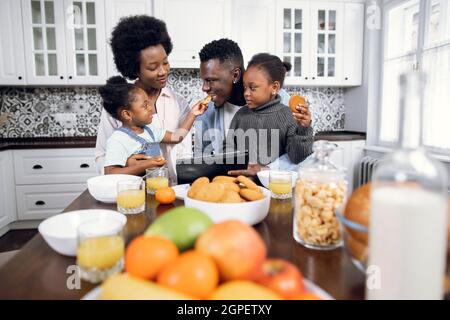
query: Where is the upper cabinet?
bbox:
[1,0,364,86]
[104,0,153,77]
[0,0,27,85]
[232,0,276,66]
[154,0,231,68]
[21,0,107,85]
[276,0,364,87]
[63,0,107,84]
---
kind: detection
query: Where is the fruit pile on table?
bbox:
[100,206,321,300]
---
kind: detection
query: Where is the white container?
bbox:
[87,174,140,203]
[367,72,449,300]
[38,209,127,256]
[367,187,448,299]
[184,187,271,225]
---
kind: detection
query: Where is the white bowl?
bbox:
[257,170,298,189]
[87,174,141,203]
[184,187,271,225]
[38,209,127,256]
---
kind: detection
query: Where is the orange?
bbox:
[289,95,306,113]
[125,235,179,280]
[157,250,219,299]
[291,292,322,300]
[155,187,176,204]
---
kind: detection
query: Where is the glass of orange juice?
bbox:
[117,179,145,214]
[76,218,125,283]
[269,171,293,199]
[146,167,169,195]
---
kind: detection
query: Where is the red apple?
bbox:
[254,259,305,299]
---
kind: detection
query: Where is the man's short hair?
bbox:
[199,38,244,68]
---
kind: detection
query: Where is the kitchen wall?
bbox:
[0,69,345,138]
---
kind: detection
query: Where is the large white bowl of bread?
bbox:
[184,175,271,226]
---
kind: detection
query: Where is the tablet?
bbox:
[175,150,249,185]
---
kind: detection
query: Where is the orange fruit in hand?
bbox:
[125,235,179,280]
[289,95,306,113]
[155,187,176,204]
[157,250,219,299]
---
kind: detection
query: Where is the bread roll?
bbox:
[343,183,371,244]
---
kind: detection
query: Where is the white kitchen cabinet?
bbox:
[16,183,86,220]
[342,2,364,86]
[21,0,107,85]
[154,0,231,68]
[22,0,67,85]
[276,0,311,84]
[232,0,276,66]
[0,0,27,85]
[63,0,107,84]
[0,151,17,229]
[105,0,153,78]
[276,0,364,87]
[13,148,97,220]
[13,148,97,185]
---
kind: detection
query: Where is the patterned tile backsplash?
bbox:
[0,69,345,138]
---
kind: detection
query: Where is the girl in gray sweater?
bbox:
[226,53,313,165]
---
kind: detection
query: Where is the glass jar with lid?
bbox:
[293,140,347,250]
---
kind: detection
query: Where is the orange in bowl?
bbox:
[155,187,176,204]
[289,95,306,113]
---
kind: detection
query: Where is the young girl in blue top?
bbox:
[99,76,207,175]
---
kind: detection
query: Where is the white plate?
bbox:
[172,184,190,200]
[81,279,334,300]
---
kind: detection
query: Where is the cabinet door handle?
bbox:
[33,164,43,170]
[18,76,22,80]
[192,56,195,59]
[35,200,46,206]
[69,76,73,79]
[312,77,316,80]
[345,77,349,80]
[305,77,308,80]
[80,163,90,168]
[60,76,64,79]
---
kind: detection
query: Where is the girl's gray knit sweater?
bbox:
[225,96,314,165]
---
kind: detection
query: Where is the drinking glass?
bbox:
[76,218,125,283]
[269,171,293,199]
[117,179,145,214]
[146,167,169,195]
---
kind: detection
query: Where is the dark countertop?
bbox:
[0,131,365,152]
[315,131,366,141]
[0,136,97,151]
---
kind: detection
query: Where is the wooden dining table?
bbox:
[0,190,366,300]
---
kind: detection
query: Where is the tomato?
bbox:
[254,259,305,299]
[157,250,219,299]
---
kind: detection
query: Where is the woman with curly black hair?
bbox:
[94,15,194,181]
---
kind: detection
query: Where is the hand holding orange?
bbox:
[289,95,307,113]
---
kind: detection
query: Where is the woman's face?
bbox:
[243,66,279,109]
[138,44,170,90]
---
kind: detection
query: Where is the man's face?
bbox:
[199,59,235,108]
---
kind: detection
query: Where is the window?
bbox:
[380,0,450,153]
